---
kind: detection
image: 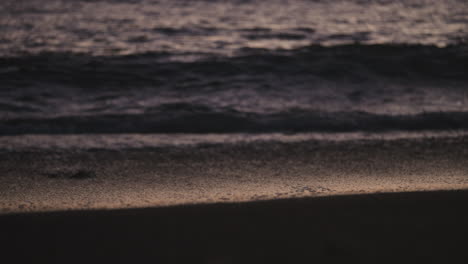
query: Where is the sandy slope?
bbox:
[1,134,468,214]
[1,135,468,262]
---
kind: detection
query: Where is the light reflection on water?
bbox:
[0,0,466,57]
[0,0,467,134]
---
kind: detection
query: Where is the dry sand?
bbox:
[1,134,468,213]
[1,134,468,262]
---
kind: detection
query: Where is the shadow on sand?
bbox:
[2,190,468,263]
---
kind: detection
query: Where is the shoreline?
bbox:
[1,130,468,151]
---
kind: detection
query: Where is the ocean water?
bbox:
[0,0,467,135]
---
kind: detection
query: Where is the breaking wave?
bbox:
[2,109,468,135]
[1,44,467,134]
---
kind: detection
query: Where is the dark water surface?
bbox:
[0,0,467,134]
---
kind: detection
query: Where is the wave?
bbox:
[1,44,467,89]
[1,44,467,134]
[1,109,468,135]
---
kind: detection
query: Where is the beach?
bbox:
[1,0,468,261]
[2,133,468,262]
[1,133,468,214]
[1,133,468,262]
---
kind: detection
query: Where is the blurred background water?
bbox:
[0,0,467,134]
